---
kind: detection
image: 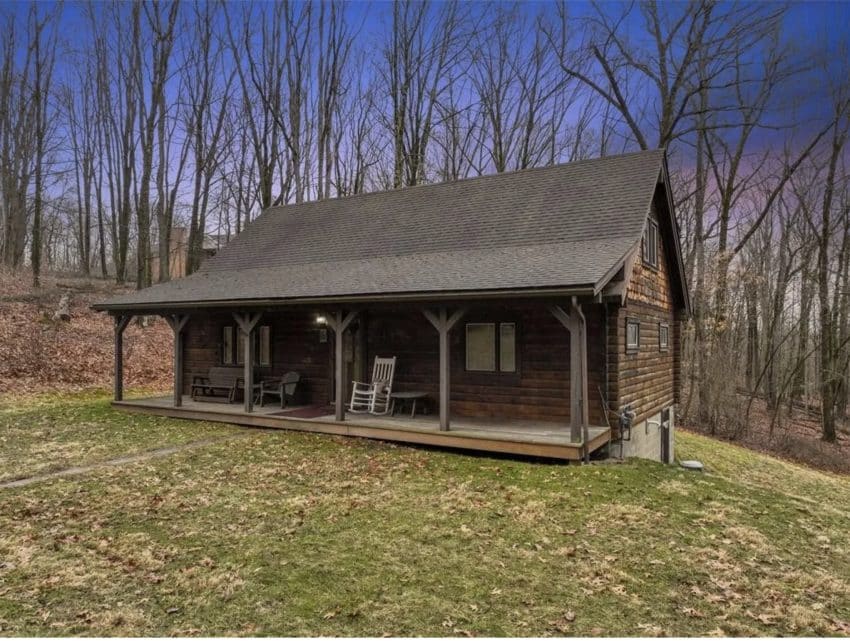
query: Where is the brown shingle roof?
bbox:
[96,149,666,310]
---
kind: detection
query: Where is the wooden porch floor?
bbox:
[114,396,611,461]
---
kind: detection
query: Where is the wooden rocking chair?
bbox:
[349,356,396,414]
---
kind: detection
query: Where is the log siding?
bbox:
[183,311,332,406]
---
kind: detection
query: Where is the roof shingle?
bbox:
[96,150,665,310]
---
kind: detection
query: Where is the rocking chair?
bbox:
[349,356,396,414]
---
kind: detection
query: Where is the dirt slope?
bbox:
[0,269,171,396]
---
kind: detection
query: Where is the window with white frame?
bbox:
[626,318,640,353]
[659,322,669,351]
[465,322,517,373]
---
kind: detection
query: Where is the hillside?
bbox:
[0,269,171,397]
[0,393,848,635]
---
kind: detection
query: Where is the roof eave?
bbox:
[91,284,599,314]
[659,154,692,317]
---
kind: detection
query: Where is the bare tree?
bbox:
[797,85,850,442]
[382,0,469,187]
[184,0,233,273]
[0,11,36,269]
[29,4,57,288]
[134,0,180,289]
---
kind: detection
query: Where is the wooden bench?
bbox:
[191,366,244,403]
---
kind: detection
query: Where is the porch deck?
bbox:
[114,396,611,460]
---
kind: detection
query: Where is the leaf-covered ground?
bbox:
[0,393,848,636]
[0,269,172,396]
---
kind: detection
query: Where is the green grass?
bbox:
[0,391,240,483]
[0,393,848,636]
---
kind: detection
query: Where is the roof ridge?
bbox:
[262,148,666,216]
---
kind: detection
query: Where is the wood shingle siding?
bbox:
[610,203,678,424]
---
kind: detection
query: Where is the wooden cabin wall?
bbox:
[609,200,678,424]
[181,303,611,426]
[365,305,607,425]
[182,311,332,406]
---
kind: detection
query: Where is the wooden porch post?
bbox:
[233,312,262,413]
[113,314,132,401]
[164,314,190,407]
[325,310,359,421]
[549,297,588,444]
[423,307,466,431]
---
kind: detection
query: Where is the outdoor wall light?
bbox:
[315,315,327,325]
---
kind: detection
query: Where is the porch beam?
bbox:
[424,307,466,431]
[113,314,132,401]
[549,301,588,444]
[324,310,359,421]
[571,296,590,457]
[233,312,262,413]
[164,314,190,407]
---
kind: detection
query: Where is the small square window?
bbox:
[626,319,640,353]
[659,323,669,352]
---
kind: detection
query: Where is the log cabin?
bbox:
[94,149,690,462]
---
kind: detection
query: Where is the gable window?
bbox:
[642,219,659,268]
[222,325,271,366]
[626,318,640,354]
[659,322,669,352]
[465,322,517,373]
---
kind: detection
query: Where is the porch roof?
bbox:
[95,150,667,311]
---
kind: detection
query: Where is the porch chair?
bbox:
[349,356,396,414]
[259,371,301,409]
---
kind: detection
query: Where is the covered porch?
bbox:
[109,296,614,461]
[113,394,611,460]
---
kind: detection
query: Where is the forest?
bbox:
[0,0,848,448]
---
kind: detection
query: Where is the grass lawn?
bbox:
[0,393,848,636]
[0,392,240,483]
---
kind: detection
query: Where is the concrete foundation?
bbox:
[619,406,675,463]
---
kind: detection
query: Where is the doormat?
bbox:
[271,405,334,419]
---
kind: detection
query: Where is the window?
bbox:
[659,322,669,352]
[258,325,271,366]
[222,326,234,365]
[465,322,517,373]
[626,318,640,353]
[642,219,659,268]
[499,323,516,373]
[466,323,496,371]
[222,324,271,366]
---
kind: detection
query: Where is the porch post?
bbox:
[164,314,190,407]
[423,307,466,431]
[113,314,132,401]
[233,312,262,413]
[549,298,588,444]
[325,310,359,421]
